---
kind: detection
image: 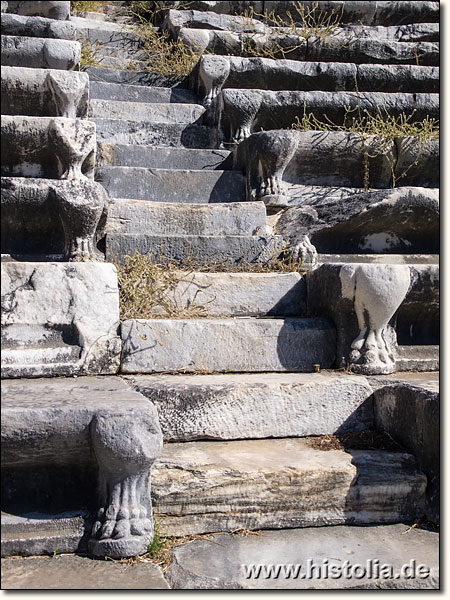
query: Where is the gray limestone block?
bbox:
[120,317,336,374]
[1,262,121,378]
[6,1,70,20]
[164,8,267,35]
[1,35,80,70]
[89,80,197,104]
[374,382,439,523]
[89,99,205,124]
[167,524,438,589]
[306,262,439,373]
[86,66,188,88]
[213,89,439,145]
[1,117,96,180]
[93,118,216,148]
[96,143,231,170]
[106,233,284,266]
[0,13,77,38]
[1,177,108,261]
[1,67,89,118]
[1,376,164,559]
[395,137,439,187]
[128,372,373,441]
[1,555,170,589]
[151,438,426,535]
[96,166,245,203]
[355,64,439,93]
[275,187,439,255]
[337,22,439,42]
[307,37,439,66]
[106,199,266,236]
[122,271,306,319]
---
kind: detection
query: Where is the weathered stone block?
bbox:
[1,377,163,558]
[1,263,121,378]
[106,199,266,236]
[89,80,197,104]
[212,89,439,145]
[1,35,80,70]
[89,99,205,124]
[1,13,77,38]
[151,438,426,535]
[1,66,89,117]
[1,117,95,180]
[6,1,70,20]
[120,317,336,374]
[374,383,439,523]
[306,262,439,373]
[128,372,373,441]
[164,9,266,35]
[2,177,108,261]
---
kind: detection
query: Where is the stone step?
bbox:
[119,317,336,374]
[127,372,374,441]
[69,15,133,32]
[86,66,188,88]
[106,199,267,236]
[106,233,284,265]
[318,254,439,265]
[93,54,148,71]
[89,99,205,124]
[1,511,90,558]
[89,80,197,104]
[167,524,439,589]
[118,270,305,319]
[1,554,169,589]
[93,118,216,148]
[151,437,427,536]
[96,166,244,202]
[97,143,231,169]
[397,345,439,372]
[1,34,80,70]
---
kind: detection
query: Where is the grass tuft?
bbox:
[70,1,103,14]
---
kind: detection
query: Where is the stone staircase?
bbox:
[1,0,439,590]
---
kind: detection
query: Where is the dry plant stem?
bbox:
[70,1,103,14]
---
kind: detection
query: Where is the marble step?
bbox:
[167,524,439,589]
[97,143,231,169]
[86,66,188,88]
[119,317,335,374]
[89,80,197,104]
[151,437,427,536]
[127,372,374,441]
[93,117,216,148]
[106,199,267,236]
[89,99,205,124]
[96,166,244,202]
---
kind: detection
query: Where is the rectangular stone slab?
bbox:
[127,372,373,441]
[5,1,70,20]
[1,262,121,378]
[96,167,245,203]
[89,81,197,104]
[106,200,266,236]
[106,233,284,265]
[89,99,205,124]
[93,118,216,148]
[1,35,80,70]
[1,66,89,118]
[151,438,427,535]
[120,317,336,373]
[0,13,77,39]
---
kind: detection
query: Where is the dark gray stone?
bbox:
[396,345,439,372]
[6,1,70,20]
[212,89,439,145]
[374,383,439,523]
[0,13,77,38]
[1,35,80,70]
[1,116,96,180]
[1,66,89,118]
[86,65,189,88]
[167,524,438,589]
[1,177,108,261]
[164,8,267,35]
[1,555,170,589]
[120,317,336,374]
[275,187,439,255]
[89,80,197,104]
[89,99,205,124]
[128,372,373,441]
[97,143,232,170]
[93,118,216,148]
[96,166,245,203]
[1,377,163,559]
[106,233,284,266]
